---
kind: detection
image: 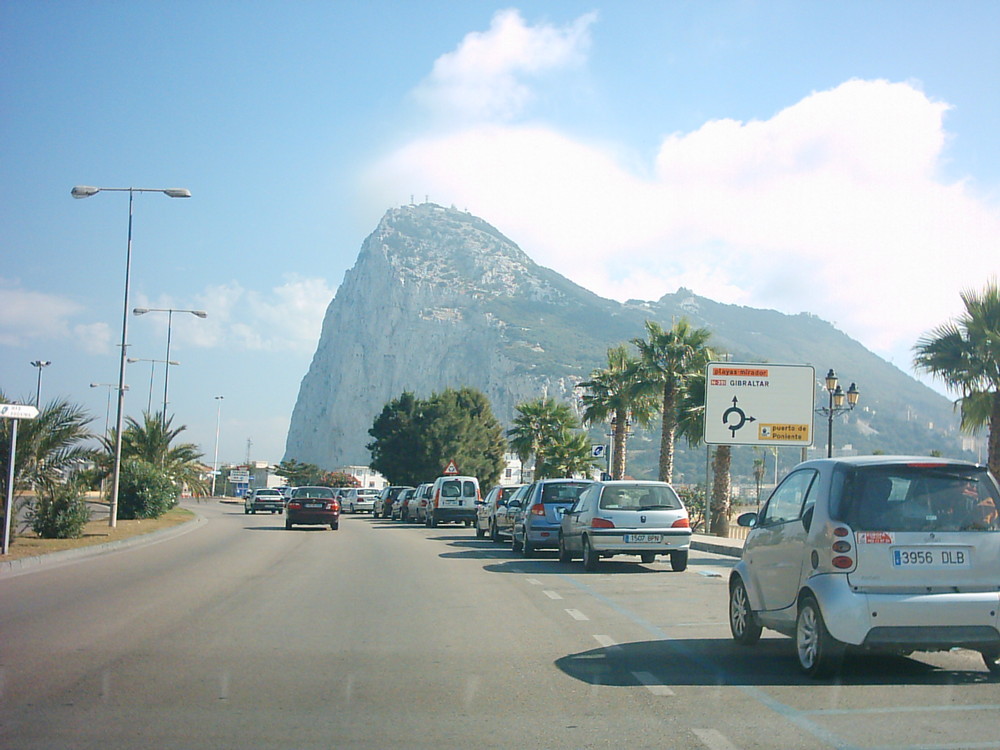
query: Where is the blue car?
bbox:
[511,479,593,557]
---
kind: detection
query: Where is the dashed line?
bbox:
[692,727,740,750]
[697,569,724,578]
[543,590,563,600]
[565,609,589,621]
[631,670,674,696]
[526,578,542,585]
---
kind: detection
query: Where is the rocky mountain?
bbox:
[285,203,968,479]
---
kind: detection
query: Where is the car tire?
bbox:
[250,508,256,515]
[982,648,1000,676]
[796,595,844,678]
[285,518,292,530]
[373,509,380,519]
[522,535,535,558]
[490,522,501,543]
[512,530,523,553]
[640,553,656,564]
[330,522,339,530]
[729,577,762,645]
[244,507,249,515]
[558,534,572,563]
[582,536,600,571]
[278,509,283,515]
[669,550,688,572]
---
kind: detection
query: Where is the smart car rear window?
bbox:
[838,465,1000,532]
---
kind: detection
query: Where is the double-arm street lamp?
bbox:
[816,368,860,458]
[72,185,191,528]
[132,307,205,427]
[30,360,51,407]
[126,357,180,414]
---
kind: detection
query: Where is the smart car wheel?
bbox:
[982,648,1000,676]
[796,595,844,678]
[582,536,599,571]
[669,550,688,572]
[729,577,762,645]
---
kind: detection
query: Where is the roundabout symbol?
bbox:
[722,396,756,437]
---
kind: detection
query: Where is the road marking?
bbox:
[631,670,674,696]
[697,569,724,578]
[543,589,563,599]
[593,634,620,650]
[565,608,589,621]
[692,727,740,750]
[526,578,542,585]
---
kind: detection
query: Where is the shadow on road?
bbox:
[243,525,331,532]
[555,638,997,688]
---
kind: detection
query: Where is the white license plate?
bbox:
[305,503,324,509]
[623,533,662,543]
[892,547,971,568]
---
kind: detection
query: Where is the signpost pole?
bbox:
[3,419,18,555]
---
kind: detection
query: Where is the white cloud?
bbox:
[413,8,596,123]
[367,77,1000,371]
[0,279,114,353]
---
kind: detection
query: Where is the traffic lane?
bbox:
[499,545,1000,750]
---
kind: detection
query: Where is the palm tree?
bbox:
[102,411,208,497]
[537,427,598,479]
[633,319,715,482]
[675,372,731,535]
[507,398,578,481]
[579,345,657,479]
[913,279,1000,478]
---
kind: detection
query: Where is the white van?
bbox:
[426,475,481,527]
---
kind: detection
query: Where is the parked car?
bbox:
[492,484,528,542]
[511,479,593,556]
[409,483,434,524]
[557,480,691,571]
[476,484,524,540]
[392,488,416,521]
[374,485,413,519]
[342,488,379,514]
[426,475,480,527]
[728,456,1000,678]
[244,487,285,515]
[285,486,341,530]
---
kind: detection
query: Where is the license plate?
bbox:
[623,533,662,543]
[892,547,971,568]
[305,503,324,509]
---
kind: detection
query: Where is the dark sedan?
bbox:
[285,486,341,530]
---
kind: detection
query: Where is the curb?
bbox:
[689,534,744,559]
[0,507,206,579]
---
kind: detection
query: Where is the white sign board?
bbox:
[229,470,250,483]
[0,403,39,420]
[703,363,815,446]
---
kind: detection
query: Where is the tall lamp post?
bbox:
[30,360,51,407]
[71,184,191,528]
[126,357,180,414]
[816,369,860,458]
[212,395,224,497]
[133,307,206,427]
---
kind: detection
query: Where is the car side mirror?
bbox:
[508,500,521,509]
[737,512,758,528]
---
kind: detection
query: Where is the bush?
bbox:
[30,481,92,539]
[117,459,177,520]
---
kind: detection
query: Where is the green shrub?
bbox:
[30,481,92,539]
[117,459,177,520]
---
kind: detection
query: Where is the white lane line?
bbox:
[691,727,740,750]
[526,578,542,585]
[543,589,563,600]
[592,634,620,650]
[565,609,589,621]
[697,569,724,578]
[631,670,675,696]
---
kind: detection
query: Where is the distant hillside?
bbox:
[285,203,967,481]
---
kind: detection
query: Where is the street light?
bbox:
[89,382,128,439]
[72,184,191,528]
[132,307,205,426]
[816,368,860,458]
[212,396,224,497]
[30,360,51,407]
[126,357,180,414]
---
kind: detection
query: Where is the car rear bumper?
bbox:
[431,507,476,522]
[287,511,339,525]
[587,528,692,554]
[251,502,284,512]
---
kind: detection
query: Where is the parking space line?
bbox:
[691,727,740,750]
[696,569,725,578]
[526,578,542,585]
[565,609,589,621]
[543,590,563,599]
[631,670,675,696]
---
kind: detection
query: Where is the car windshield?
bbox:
[540,482,590,503]
[837,465,1000,532]
[599,485,682,510]
[293,487,335,499]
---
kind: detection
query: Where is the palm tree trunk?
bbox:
[659,385,676,482]
[613,408,628,479]
[989,391,1000,481]
[711,445,731,536]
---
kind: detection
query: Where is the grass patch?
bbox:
[2,506,195,562]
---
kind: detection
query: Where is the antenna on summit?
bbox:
[410,194,414,205]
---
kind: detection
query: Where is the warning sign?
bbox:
[443,460,459,475]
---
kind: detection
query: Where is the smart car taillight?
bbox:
[672,517,690,528]
[832,556,854,569]
[591,517,615,528]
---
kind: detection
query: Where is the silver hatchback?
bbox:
[558,480,692,571]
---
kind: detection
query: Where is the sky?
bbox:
[2,1,998,467]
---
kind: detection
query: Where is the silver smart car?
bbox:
[729,456,1000,678]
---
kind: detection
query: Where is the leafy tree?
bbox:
[101,411,207,497]
[29,479,91,539]
[579,345,657,479]
[367,391,428,486]
[508,398,579,480]
[633,318,715,482]
[913,279,1000,478]
[319,470,360,488]
[117,458,177,519]
[536,427,597,479]
[274,459,325,486]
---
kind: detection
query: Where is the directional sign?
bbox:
[704,363,815,446]
[0,403,39,420]
[229,470,250,483]
[443,460,459,475]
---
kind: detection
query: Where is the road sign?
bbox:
[0,403,39,420]
[592,445,607,458]
[703,363,815,446]
[229,470,250,483]
[443,460,459,475]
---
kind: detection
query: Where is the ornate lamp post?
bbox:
[816,369,860,458]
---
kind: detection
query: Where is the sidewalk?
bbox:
[690,532,744,558]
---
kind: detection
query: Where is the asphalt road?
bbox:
[1,501,997,749]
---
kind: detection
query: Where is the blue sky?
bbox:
[2,1,998,466]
